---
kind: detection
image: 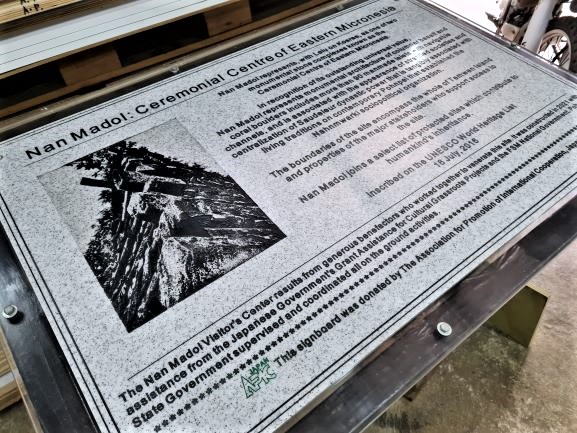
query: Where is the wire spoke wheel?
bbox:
[538,17,577,72]
[539,29,572,69]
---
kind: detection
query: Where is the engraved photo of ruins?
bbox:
[40,120,285,331]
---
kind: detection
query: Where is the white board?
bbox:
[1,1,577,432]
[0,0,232,75]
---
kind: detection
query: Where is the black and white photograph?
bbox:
[40,120,285,331]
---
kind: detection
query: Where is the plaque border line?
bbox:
[1,88,574,432]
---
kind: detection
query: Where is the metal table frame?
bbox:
[1,1,577,432]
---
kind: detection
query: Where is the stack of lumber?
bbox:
[1,0,242,76]
[0,0,333,120]
[0,0,91,27]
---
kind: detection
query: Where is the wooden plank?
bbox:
[0,333,20,411]
[0,378,20,411]
[0,328,41,432]
[204,0,252,36]
[0,0,333,120]
[0,0,120,32]
[0,0,86,25]
[0,343,10,376]
[59,45,121,85]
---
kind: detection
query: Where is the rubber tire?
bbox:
[542,17,577,72]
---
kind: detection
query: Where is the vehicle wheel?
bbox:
[538,17,577,72]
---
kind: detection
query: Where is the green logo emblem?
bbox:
[241,358,277,398]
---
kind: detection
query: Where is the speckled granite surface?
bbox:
[0,0,576,432]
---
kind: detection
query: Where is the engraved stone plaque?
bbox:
[0,1,576,432]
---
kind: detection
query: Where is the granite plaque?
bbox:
[1,1,577,432]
